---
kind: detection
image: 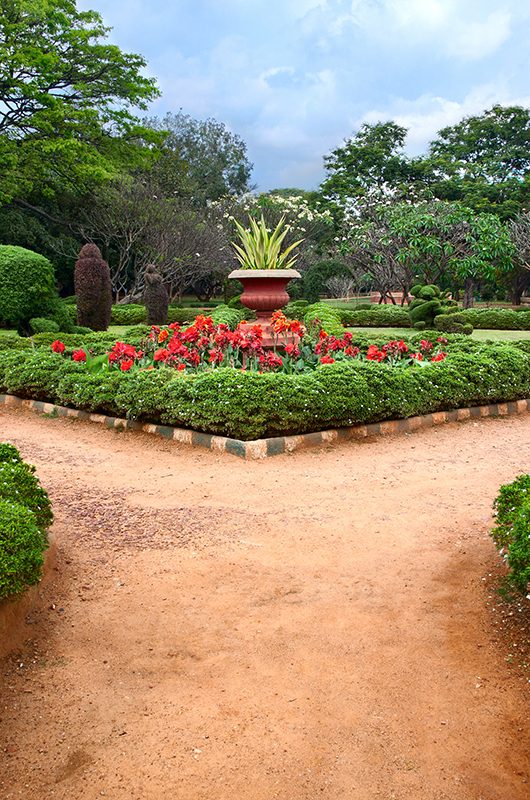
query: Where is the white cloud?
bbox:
[446,11,511,60]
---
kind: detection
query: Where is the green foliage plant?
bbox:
[0,245,57,328]
[492,475,530,592]
[232,215,303,270]
[0,443,52,601]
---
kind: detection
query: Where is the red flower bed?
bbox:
[50,313,448,374]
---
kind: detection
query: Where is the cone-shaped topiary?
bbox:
[143,263,169,325]
[74,244,112,331]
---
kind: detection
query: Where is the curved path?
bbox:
[0,406,529,799]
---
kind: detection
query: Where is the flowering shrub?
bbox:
[49,313,447,375]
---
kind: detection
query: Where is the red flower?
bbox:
[153,348,169,362]
[410,352,423,361]
[344,346,360,358]
[431,352,447,362]
[51,340,65,354]
[72,349,86,362]
[366,345,384,361]
[158,329,169,343]
[284,343,300,358]
[320,355,335,364]
[177,362,186,371]
[436,336,448,345]
[120,359,134,372]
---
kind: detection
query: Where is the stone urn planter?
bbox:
[229,268,301,347]
[229,268,300,320]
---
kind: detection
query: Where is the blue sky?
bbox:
[79,0,530,191]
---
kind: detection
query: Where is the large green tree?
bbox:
[0,0,160,202]
[427,105,530,219]
[320,121,417,205]
[145,111,253,206]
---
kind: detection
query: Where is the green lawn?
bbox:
[346,327,530,341]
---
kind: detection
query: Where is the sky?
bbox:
[79,0,530,192]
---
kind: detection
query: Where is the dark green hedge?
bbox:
[0,445,52,601]
[452,308,530,330]
[339,305,411,327]
[1,343,530,440]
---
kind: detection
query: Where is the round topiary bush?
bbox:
[0,245,58,329]
[0,461,54,531]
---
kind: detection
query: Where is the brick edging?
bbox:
[1,394,529,460]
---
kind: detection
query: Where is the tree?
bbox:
[504,212,530,303]
[340,200,514,307]
[320,122,416,206]
[145,111,253,206]
[427,105,530,219]
[0,0,160,202]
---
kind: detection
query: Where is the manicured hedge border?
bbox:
[2,393,528,460]
[1,342,530,440]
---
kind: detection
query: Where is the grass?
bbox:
[345,327,530,341]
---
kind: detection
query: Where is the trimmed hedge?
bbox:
[339,305,411,327]
[110,304,147,326]
[492,475,530,592]
[452,308,530,330]
[303,302,344,336]
[1,343,530,440]
[0,445,52,601]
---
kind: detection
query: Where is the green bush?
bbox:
[434,314,474,335]
[450,308,530,330]
[29,317,60,334]
[340,305,411,327]
[0,245,58,329]
[0,443,52,601]
[492,475,530,592]
[303,302,344,336]
[210,305,246,330]
[0,500,47,601]
[0,461,53,531]
[167,307,198,324]
[284,300,309,319]
[110,304,147,326]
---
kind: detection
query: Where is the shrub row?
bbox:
[339,305,411,327]
[1,343,529,440]
[492,475,530,593]
[452,308,530,330]
[0,443,52,601]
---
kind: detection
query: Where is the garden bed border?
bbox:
[1,393,529,459]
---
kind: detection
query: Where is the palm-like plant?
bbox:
[232,215,303,270]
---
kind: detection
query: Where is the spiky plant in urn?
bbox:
[229,215,302,345]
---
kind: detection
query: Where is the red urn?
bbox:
[229,268,301,347]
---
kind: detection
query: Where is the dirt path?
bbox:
[0,407,529,800]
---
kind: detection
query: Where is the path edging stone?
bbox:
[1,394,529,460]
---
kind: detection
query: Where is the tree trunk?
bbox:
[463,277,474,309]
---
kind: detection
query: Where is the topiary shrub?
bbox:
[143,264,169,325]
[0,443,23,464]
[340,305,411,327]
[0,245,58,329]
[29,317,60,334]
[74,243,112,331]
[408,284,458,329]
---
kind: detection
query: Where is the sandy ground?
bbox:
[0,406,529,800]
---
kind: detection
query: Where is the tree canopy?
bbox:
[145,111,253,206]
[0,0,160,201]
